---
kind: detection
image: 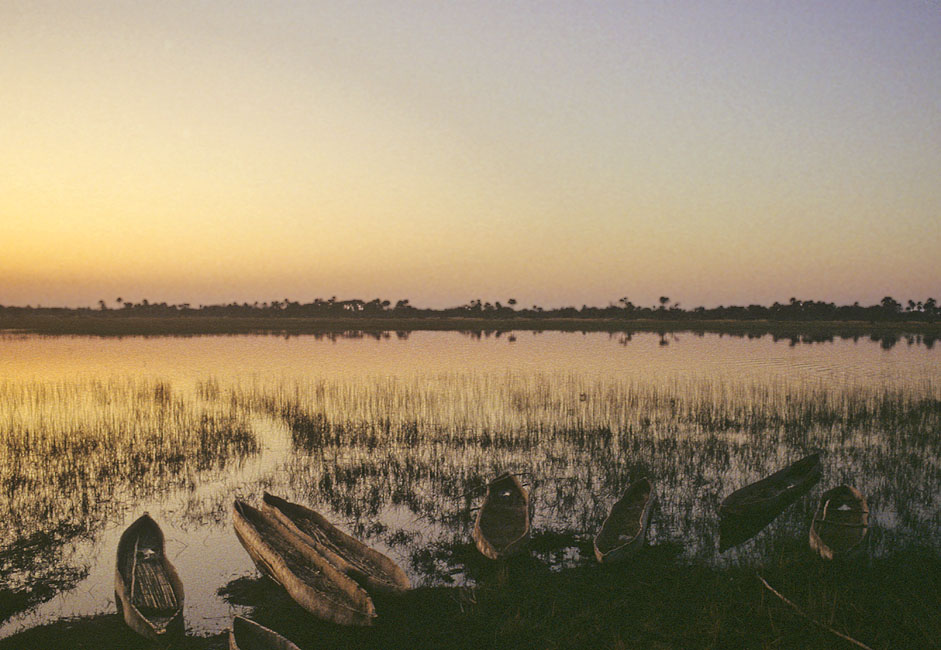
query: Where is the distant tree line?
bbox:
[1,295,938,322]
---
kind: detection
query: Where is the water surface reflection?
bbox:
[0,332,938,637]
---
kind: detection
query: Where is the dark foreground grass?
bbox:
[3,543,938,650]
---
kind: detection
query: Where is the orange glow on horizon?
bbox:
[3,3,939,309]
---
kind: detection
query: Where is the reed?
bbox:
[0,377,257,621]
[213,371,940,568]
[0,363,938,647]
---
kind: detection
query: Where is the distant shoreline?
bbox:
[1,314,939,338]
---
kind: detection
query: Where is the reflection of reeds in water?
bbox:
[0,522,89,624]
[0,378,257,619]
[229,373,940,578]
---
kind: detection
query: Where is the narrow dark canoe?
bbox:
[473,473,530,560]
[114,513,185,641]
[719,452,821,519]
[232,500,376,626]
[594,477,656,563]
[718,502,790,551]
[809,485,869,560]
[228,615,302,650]
[263,493,410,594]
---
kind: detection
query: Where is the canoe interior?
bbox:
[476,473,529,555]
[232,500,376,626]
[595,478,653,556]
[720,452,821,516]
[116,514,183,634]
[230,615,301,650]
[263,492,410,592]
[811,485,869,559]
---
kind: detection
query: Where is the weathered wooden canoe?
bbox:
[228,615,302,650]
[594,477,656,563]
[263,493,410,594]
[232,500,376,626]
[114,513,184,641]
[809,485,869,560]
[719,452,821,519]
[473,473,530,560]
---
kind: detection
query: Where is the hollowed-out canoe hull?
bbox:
[594,478,656,563]
[809,485,869,561]
[719,452,821,519]
[232,500,376,627]
[228,615,302,650]
[114,513,185,641]
[473,473,530,560]
[262,493,410,594]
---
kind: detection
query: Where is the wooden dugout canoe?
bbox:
[594,477,656,563]
[232,500,376,626]
[228,615,302,650]
[473,473,530,560]
[114,513,185,641]
[809,485,869,560]
[718,502,790,551]
[719,452,821,519]
[263,492,410,594]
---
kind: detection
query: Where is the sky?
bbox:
[2,1,939,309]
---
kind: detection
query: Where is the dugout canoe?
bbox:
[228,615,302,650]
[473,473,530,560]
[718,503,789,551]
[232,500,376,626]
[594,477,656,563]
[263,493,410,594]
[114,513,184,641]
[719,452,821,519]
[809,485,869,560]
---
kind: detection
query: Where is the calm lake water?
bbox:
[1,330,939,638]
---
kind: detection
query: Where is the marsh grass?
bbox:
[0,378,257,622]
[0,378,257,530]
[222,372,940,570]
[0,357,939,646]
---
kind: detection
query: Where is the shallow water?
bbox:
[0,330,938,638]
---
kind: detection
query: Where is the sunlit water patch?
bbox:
[0,331,938,638]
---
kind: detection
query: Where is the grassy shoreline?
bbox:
[2,543,937,649]
[1,314,939,338]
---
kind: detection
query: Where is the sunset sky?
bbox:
[3,1,939,309]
